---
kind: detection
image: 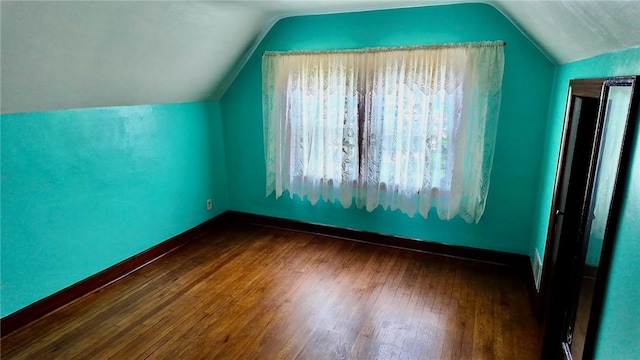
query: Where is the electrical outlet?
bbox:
[206,199,212,211]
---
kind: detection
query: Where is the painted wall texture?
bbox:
[596,111,640,358]
[221,3,555,255]
[531,45,640,266]
[530,45,640,359]
[0,101,229,317]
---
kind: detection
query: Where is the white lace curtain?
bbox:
[263,42,504,223]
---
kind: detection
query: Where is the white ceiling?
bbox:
[1,0,639,114]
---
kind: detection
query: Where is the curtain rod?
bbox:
[263,41,506,56]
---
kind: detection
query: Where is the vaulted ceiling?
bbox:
[1,1,639,114]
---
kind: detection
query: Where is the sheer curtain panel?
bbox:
[263,42,504,223]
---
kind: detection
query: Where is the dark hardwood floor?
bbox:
[1,224,541,359]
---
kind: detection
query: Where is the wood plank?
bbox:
[229,211,531,269]
[1,225,541,359]
[0,215,232,338]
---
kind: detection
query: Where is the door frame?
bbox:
[580,76,639,359]
[535,78,604,325]
[539,78,605,360]
[537,76,640,359]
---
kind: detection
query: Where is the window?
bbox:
[263,42,504,223]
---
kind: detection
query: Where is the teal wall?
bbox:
[531,45,640,358]
[531,46,640,265]
[597,108,640,358]
[221,3,555,255]
[1,101,229,317]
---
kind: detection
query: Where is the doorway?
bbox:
[538,79,601,359]
[538,76,639,360]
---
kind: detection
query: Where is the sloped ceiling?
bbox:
[1,1,639,114]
